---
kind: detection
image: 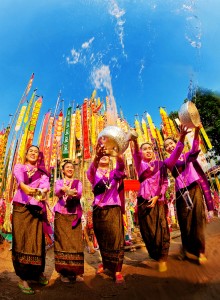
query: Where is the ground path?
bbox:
[0,217,220,300]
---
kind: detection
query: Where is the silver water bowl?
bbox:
[34,189,46,201]
[98,126,136,157]
[178,101,201,128]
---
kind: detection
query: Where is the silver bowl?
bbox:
[98,126,136,156]
[178,101,201,128]
[34,189,46,201]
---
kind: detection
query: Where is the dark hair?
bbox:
[26,145,39,153]
[62,160,75,170]
[140,142,154,150]
[164,136,177,144]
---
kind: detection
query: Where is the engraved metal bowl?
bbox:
[178,101,201,128]
[34,189,46,201]
[98,126,132,157]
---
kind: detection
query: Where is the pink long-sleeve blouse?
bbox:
[54,178,82,215]
[174,138,200,190]
[12,163,50,208]
[87,159,125,208]
[133,141,184,200]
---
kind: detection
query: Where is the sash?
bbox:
[23,167,53,235]
[171,150,201,178]
[172,150,214,211]
[139,160,164,183]
[138,160,167,197]
[65,179,82,228]
[92,172,126,214]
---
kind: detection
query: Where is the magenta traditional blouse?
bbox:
[54,178,82,215]
[174,139,200,190]
[133,141,184,201]
[13,163,50,208]
[87,160,125,208]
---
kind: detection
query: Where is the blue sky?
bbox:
[0,0,219,130]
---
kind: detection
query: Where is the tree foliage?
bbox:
[192,88,220,157]
[168,88,220,161]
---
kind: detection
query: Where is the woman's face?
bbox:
[99,155,110,166]
[26,146,39,164]
[141,143,154,161]
[63,163,74,178]
[164,138,176,154]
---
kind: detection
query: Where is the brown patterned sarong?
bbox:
[176,182,206,257]
[54,212,84,276]
[12,204,45,281]
[93,205,124,273]
[138,198,170,261]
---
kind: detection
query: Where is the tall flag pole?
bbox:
[10,73,35,132]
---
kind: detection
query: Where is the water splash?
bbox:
[182,0,202,49]
[66,37,95,65]
[91,65,118,125]
[108,0,127,58]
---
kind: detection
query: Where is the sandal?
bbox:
[158,261,167,272]
[76,275,84,282]
[18,283,35,295]
[39,274,49,285]
[60,275,71,283]
[115,273,124,284]
[198,254,208,265]
[96,263,104,274]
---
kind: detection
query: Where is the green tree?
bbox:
[192,88,220,159]
[168,88,220,162]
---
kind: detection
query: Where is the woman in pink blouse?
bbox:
[12,145,51,295]
[87,144,126,284]
[131,125,189,272]
[54,161,84,283]
[164,125,214,264]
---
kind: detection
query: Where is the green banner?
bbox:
[62,107,72,158]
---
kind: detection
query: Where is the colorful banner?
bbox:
[200,126,212,149]
[44,116,54,170]
[21,73,35,104]
[50,111,63,167]
[146,113,157,139]
[82,100,91,160]
[39,111,51,151]
[26,97,43,148]
[15,105,27,132]
[62,107,72,158]
[69,113,76,160]
[159,107,172,138]
[24,91,36,123]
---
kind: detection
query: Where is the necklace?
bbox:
[102,177,112,190]
[98,167,112,190]
[26,164,37,178]
[63,178,74,201]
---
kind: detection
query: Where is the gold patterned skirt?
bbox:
[93,205,124,274]
[137,197,170,261]
[12,203,45,281]
[176,182,206,257]
[54,212,84,276]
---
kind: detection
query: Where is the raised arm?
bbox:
[130,138,142,171]
[87,143,106,184]
[165,125,190,170]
